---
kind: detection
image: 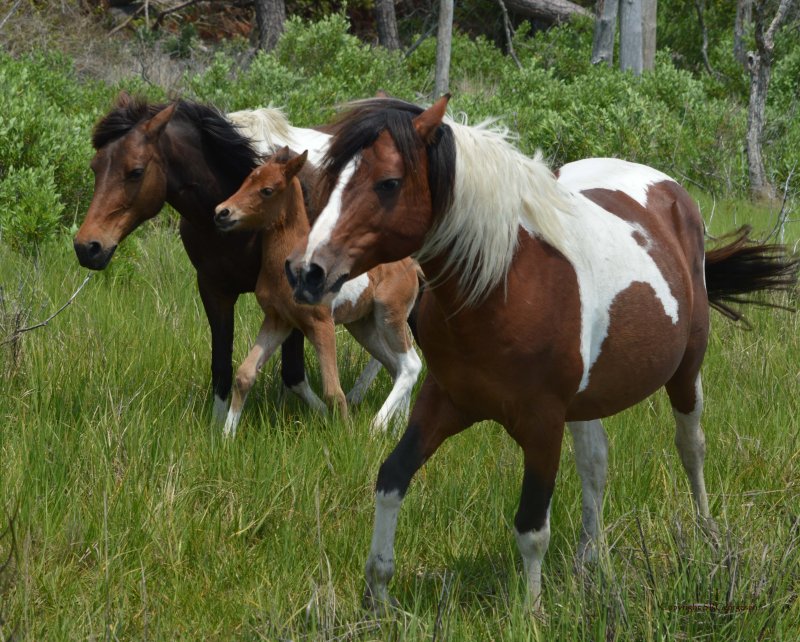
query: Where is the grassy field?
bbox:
[1,200,799,640]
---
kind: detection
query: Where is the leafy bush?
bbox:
[0,165,64,252]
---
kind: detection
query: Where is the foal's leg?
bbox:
[666,372,717,536]
[346,357,383,406]
[198,277,237,422]
[224,317,292,437]
[510,418,565,611]
[302,317,348,419]
[567,419,609,565]
[364,376,470,612]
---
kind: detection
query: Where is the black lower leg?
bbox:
[280,328,306,389]
[515,468,555,534]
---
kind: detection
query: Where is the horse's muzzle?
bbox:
[74,239,117,270]
[286,259,348,306]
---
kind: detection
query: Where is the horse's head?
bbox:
[214,147,308,232]
[286,95,454,304]
[74,94,177,269]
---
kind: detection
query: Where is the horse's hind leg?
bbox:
[665,370,718,537]
[567,419,609,566]
[303,317,348,419]
[346,357,383,406]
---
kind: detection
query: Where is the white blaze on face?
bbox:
[302,156,359,265]
[549,157,681,392]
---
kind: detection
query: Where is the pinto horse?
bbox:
[286,96,799,609]
[74,94,340,419]
[213,148,421,436]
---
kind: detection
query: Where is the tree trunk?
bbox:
[254,0,285,52]
[375,0,401,50]
[745,0,794,201]
[592,0,619,66]
[504,0,592,23]
[619,0,643,75]
[734,0,753,65]
[642,0,657,71]
[434,0,454,98]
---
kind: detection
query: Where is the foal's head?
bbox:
[214,148,308,232]
[286,95,454,304]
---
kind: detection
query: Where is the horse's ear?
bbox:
[116,90,133,108]
[273,145,292,163]
[144,102,178,140]
[375,89,389,98]
[284,150,308,181]
[413,94,450,144]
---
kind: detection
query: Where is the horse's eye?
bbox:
[127,168,145,180]
[375,178,401,193]
[260,187,274,197]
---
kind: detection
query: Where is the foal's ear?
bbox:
[144,102,178,140]
[115,90,133,109]
[284,150,308,181]
[413,94,450,144]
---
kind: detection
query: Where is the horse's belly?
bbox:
[566,281,692,420]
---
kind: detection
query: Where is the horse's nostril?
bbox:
[87,241,103,257]
[304,262,326,288]
[216,208,230,220]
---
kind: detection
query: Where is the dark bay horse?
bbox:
[286,96,799,609]
[74,94,335,419]
[213,148,421,436]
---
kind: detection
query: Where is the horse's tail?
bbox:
[704,226,799,321]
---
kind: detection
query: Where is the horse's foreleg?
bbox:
[304,318,348,419]
[567,419,609,566]
[510,416,565,612]
[364,376,470,612]
[198,278,236,422]
[280,329,328,411]
[224,317,291,437]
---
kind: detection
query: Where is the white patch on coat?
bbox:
[557,157,674,208]
[550,159,681,391]
[331,273,370,317]
[514,504,551,606]
[302,156,359,264]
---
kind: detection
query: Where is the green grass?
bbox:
[1,201,799,640]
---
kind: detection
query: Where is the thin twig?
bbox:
[0,0,22,33]
[404,21,437,59]
[107,4,145,36]
[154,0,202,28]
[0,274,92,346]
[497,0,522,69]
[765,162,797,244]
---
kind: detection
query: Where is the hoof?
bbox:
[362,588,399,616]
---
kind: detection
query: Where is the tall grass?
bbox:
[1,202,798,640]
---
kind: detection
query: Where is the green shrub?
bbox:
[0,165,64,252]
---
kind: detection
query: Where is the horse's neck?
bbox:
[260,180,310,275]
[163,132,247,230]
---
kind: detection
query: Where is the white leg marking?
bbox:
[567,419,608,564]
[514,504,551,607]
[223,406,242,438]
[289,378,328,413]
[673,375,712,522]
[346,357,383,405]
[365,490,402,605]
[302,158,358,264]
[370,348,422,434]
[212,394,228,424]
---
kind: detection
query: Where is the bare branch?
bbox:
[0,0,23,33]
[498,0,523,70]
[1,274,92,346]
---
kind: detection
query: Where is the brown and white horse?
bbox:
[286,96,798,610]
[213,148,421,436]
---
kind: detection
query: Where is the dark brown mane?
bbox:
[322,98,456,218]
[92,96,260,182]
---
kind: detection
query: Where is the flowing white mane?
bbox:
[414,118,575,308]
[226,107,331,166]
[227,107,294,154]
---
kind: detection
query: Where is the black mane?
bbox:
[322,98,456,218]
[92,96,260,180]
